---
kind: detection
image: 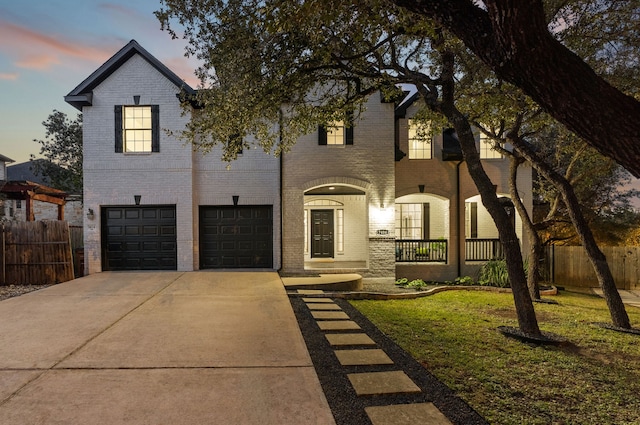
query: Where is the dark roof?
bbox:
[395,90,420,118]
[7,160,52,185]
[64,39,196,110]
[0,154,15,164]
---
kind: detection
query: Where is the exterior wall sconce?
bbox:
[133,95,140,105]
[233,195,239,206]
[419,184,425,193]
[86,208,95,220]
[134,195,141,205]
[380,203,385,209]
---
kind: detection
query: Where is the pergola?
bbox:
[1,181,68,221]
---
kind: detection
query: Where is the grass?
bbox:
[351,290,640,425]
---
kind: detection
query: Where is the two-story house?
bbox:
[66,40,531,281]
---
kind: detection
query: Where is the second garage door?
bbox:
[200,206,273,269]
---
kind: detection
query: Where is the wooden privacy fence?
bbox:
[1,220,75,285]
[546,245,640,290]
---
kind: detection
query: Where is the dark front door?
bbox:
[199,206,273,268]
[102,206,177,271]
[311,210,334,258]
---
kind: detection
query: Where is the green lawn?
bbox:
[351,290,640,425]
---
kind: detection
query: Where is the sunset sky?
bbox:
[0,0,198,164]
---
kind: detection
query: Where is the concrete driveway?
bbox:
[0,271,335,425]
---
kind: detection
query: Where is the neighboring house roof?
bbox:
[64,39,196,110]
[7,160,52,186]
[0,154,15,164]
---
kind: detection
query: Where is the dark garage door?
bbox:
[102,206,177,271]
[200,206,273,269]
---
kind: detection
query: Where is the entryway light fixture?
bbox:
[134,195,141,205]
[86,208,95,219]
[419,184,425,193]
[233,195,239,206]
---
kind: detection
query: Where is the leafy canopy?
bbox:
[156,0,448,161]
[31,110,83,193]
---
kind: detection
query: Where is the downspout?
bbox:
[278,108,284,272]
[456,160,463,278]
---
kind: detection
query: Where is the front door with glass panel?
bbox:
[311,210,334,258]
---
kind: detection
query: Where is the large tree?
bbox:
[390,0,640,177]
[31,110,83,193]
[158,0,543,336]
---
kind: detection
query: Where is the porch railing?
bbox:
[465,238,504,261]
[395,239,448,263]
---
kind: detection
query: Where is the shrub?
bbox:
[407,278,427,290]
[477,259,510,288]
[395,277,408,286]
[454,275,474,285]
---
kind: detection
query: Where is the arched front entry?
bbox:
[303,184,368,269]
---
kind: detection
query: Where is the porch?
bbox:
[394,238,504,263]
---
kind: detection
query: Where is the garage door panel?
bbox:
[125,210,140,219]
[160,226,176,236]
[125,226,140,235]
[199,206,273,269]
[102,206,177,271]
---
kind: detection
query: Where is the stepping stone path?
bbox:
[299,291,454,425]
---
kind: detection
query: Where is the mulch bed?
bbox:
[289,296,488,425]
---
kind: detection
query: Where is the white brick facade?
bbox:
[281,97,396,278]
[70,41,532,282]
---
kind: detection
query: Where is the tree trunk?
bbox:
[510,138,631,329]
[432,40,541,337]
[446,110,541,337]
[391,0,640,177]
[508,156,541,300]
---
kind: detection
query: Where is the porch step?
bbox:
[281,274,363,291]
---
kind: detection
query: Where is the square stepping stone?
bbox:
[297,290,324,294]
[347,371,421,396]
[317,320,361,331]
[302,298,334,303]
[311,311,349,320]
[365,403,453,425]
[306,303,342,311]
[334,349,394,366]
[325,333,376,346]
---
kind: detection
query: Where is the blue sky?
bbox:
[0,0,198,164]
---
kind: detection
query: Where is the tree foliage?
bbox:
[155,0,640,332]
[391,0,640,177]
[31,110,83,193]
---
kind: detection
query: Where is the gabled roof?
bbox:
[64,39,196,110]
[0,154,15,164]
[7,160,52,185]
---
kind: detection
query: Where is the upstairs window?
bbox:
[115,105,159,153]
[408,119,432,159]
[327,121,346,145]
[479,133,502,159]
[318,112,354,145]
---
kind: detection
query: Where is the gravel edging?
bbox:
[289,296,488,425]
[0,285,53,301]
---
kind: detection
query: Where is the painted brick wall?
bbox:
[281,95,396,277]
[395,103,533,282]
[82,54,195,273]
[193,144,281,269]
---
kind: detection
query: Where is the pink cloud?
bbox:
[0,72,19,80]
[0,19,115,70]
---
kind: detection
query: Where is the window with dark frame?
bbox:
[114,105,160,153]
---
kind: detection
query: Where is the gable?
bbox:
[64,40,195,110]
